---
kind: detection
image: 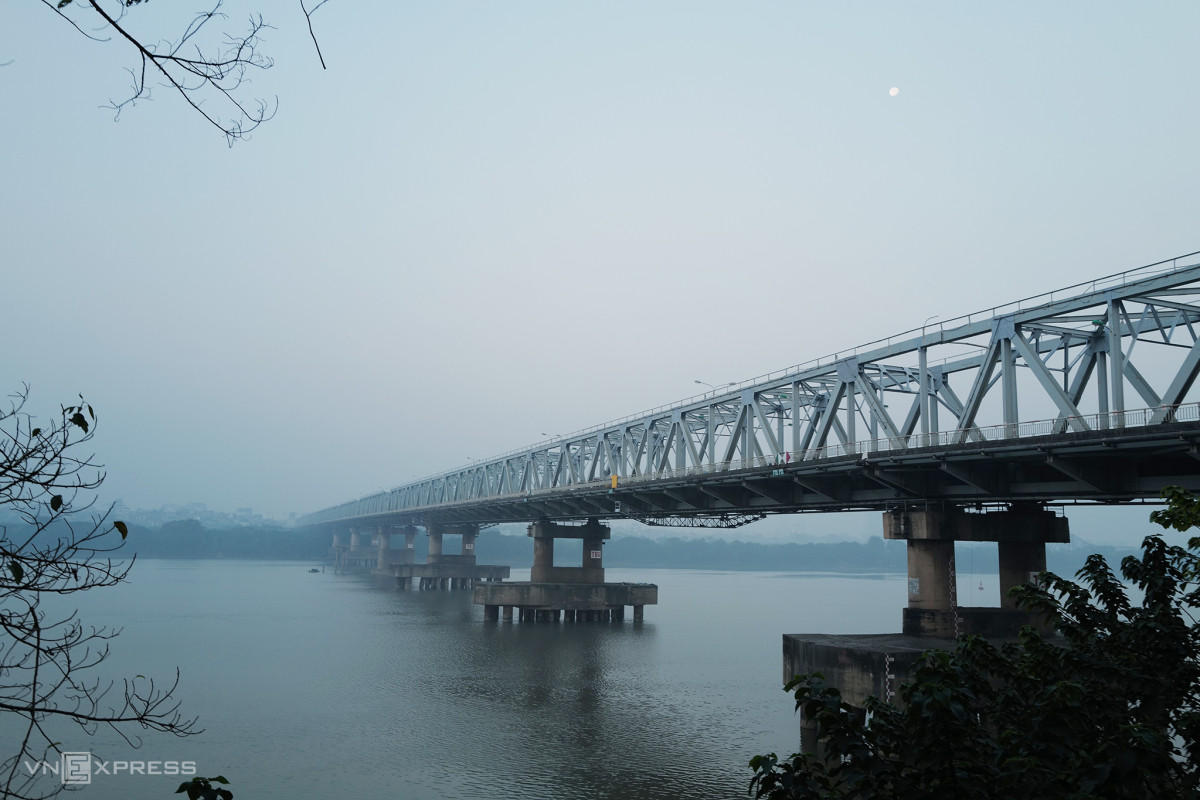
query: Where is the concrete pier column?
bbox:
[906,540,956,610]
[633,605,644,621]
[461,528,478,566]
[998,541,1047,608]
[349,529,362,550]
[330,530,344,572]
[427,525,444,564]
[581,517,606,582]
[502,606,513,622]
[376,525,392,571]
[484,604,499,620]
[883,509,962,637]
[800,717,820,757]
[393,526,416,565]
[530,522,555,583]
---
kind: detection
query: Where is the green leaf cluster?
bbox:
[750,488,1200,800]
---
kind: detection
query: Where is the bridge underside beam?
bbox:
[323,422,1200,529]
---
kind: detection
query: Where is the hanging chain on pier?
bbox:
[634,512,766,529]
[949,559,961,639]
[884,653,895,705]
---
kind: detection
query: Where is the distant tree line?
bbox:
[122,520,331,560]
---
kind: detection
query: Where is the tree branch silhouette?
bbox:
[0,385,199,800]
[39,0,283,144]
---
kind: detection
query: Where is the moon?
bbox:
[889,87,900,97]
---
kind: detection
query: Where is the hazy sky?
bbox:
[3,3,1198,541]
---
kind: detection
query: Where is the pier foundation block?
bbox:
[475,517,657,622]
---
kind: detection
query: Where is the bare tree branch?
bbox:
[300,0,330,70]
[38,0,277,145]
[0,386,199,800]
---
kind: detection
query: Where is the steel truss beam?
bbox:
[303,252,1200,527]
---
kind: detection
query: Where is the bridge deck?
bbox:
[312,416,1200,527]
[302,252,1200,529]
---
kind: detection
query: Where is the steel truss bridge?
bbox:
[302,251,1200,529]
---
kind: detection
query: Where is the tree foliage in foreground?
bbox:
[0,385,198,800]
[176,775,232,800]
[750,488,1200,800]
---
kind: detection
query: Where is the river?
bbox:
[7,560,995,799]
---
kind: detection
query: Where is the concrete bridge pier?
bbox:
[374,525,396,574]
[389,526,418,589]
[332,527,381,572]
[786,503,1070,753]
[884,504,1068,638]
[475,517,658,622]
[427,525,444,564]
[330,529,345,571]
[388,523,510,591]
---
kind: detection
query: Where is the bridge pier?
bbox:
[332,526,381,573]
[885,504,1068,637]
[786,503,1070,752]
[386,523,510,591]
[474,517,658,622]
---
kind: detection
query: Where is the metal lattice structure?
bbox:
[302,251,1200,528]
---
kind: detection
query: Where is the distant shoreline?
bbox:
[93,520,1140,577]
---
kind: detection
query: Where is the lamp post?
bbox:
[694,379,735,398]
[919,315,939,438]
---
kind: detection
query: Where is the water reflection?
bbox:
[6,562,921,800]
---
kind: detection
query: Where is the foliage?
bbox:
[749,488,1200,800]
[175,775,232,800]
[1,385,198,800]
[124,519,329,560]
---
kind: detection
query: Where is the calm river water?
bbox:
[10,560,995,799]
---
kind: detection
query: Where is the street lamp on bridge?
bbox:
[695,379,735,398]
